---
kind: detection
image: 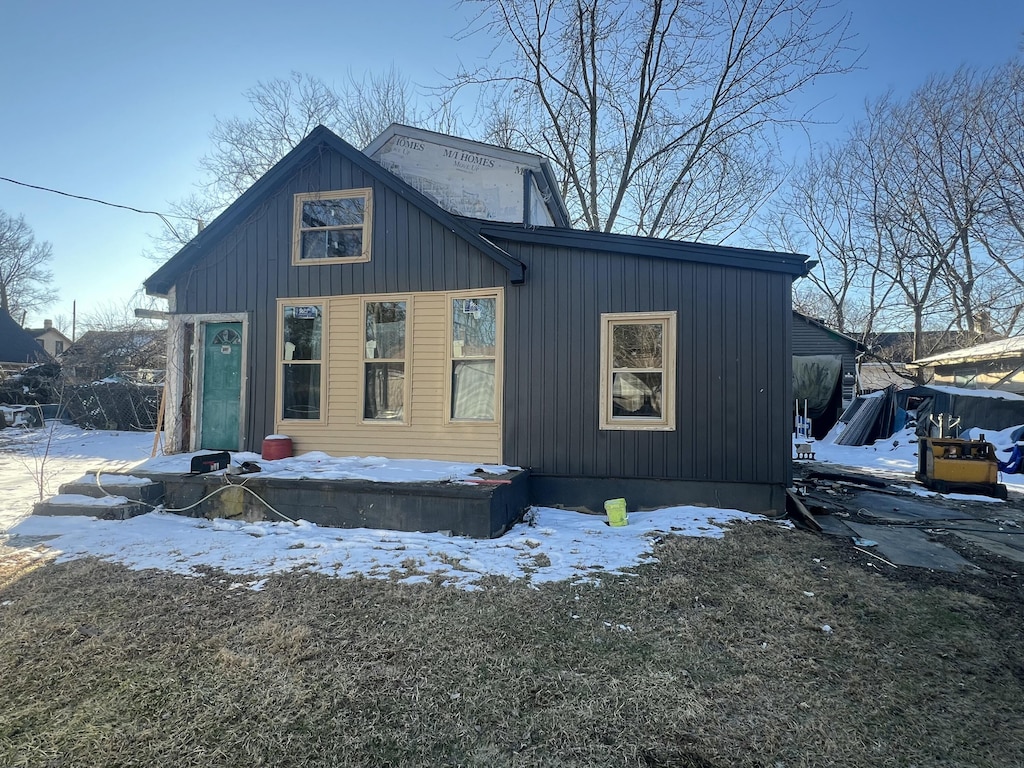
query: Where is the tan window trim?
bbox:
[360,295,412,426]
[276,298,328,425]
[292,188,372,265]
[444,288,503,425]
[599,311,676,431]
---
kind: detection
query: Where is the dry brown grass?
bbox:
[1,522,1022,767]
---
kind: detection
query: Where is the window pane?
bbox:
[364,363,405,420]
[365,302,406,359]
[613,323,662,368]
[283,306,322,360]
[452,360,495,420]
[282,363,321,419]
[301,229,363,260]
[302,197,364,227]
[612,372,663,418]
[452,298,496,357]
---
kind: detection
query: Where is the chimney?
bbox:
[43,319,52,330]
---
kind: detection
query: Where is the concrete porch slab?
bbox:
[134,469,531,539]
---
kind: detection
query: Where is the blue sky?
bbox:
[1,1,1021,330]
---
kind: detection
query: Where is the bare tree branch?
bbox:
[0,210,58,320]
[450,0,858,239]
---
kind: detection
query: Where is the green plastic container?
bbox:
[604,497,628,527]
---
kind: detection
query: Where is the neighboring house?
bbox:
[791,312,863,437]
[62,328,167,383]
[0,307,51,373]
[25,319,72,358]
[912,336,1024,394]
[144,125,808,514]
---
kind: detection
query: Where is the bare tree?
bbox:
[774,61,1024,372]
[148,69,432,262]
[449,0,857,239]
[768,143,869,333]
[977,59,1024,333]
[0,210,58,320]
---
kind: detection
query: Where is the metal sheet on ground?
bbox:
[952,531,1024,564]
[849,491,972,523]
[814,514,858,538]
[846,521,974,572]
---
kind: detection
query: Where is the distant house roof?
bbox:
[66,329,165,357]
[858,361,922,392]
[913,335,1024,367]
[0,308,50,365]
[25,322,72,345]
[145,126,528,296]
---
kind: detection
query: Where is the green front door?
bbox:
[200,322,243,450]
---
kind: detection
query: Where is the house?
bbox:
[61,328,167,384]
[25,319,72,358]
[0,307,51,373]
[791,312,863,437]
[144,125,808,515]
[912,336,1024,394]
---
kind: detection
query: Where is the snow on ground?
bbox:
[6,419,1022,590]
[8,505,762,591]
[1,425,766,590]
[0,425,155,532]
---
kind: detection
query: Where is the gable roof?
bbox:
[913,335,1024,367]
[0,308,50,365]
[25,325,72,345]
[470,220,809,276]
[793,312,866,350]
[145,126,526,296]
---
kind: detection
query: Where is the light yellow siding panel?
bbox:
[275,290,502,464]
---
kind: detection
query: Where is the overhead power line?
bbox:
[0,175,193,241]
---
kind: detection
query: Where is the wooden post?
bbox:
[151,383,167,457]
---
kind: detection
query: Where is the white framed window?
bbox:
[954,368,978,388]
[292,189,372,264]
[599,311,676,431]
[278,302,325,421]
[362,298,409,423]
[448,292,501,422]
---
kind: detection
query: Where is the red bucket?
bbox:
[261,435,293,460]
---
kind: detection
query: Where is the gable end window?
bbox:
[292,189,372,265]
[599,311,676,431]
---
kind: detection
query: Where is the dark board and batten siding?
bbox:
[499,238,793,510]
[171,150,510,451]
[165,136,797,513]
[792,314,858,378]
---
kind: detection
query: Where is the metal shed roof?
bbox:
[913,336,1024,367]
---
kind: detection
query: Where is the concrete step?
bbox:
[58,473,164,505]
[33,493,150,521]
